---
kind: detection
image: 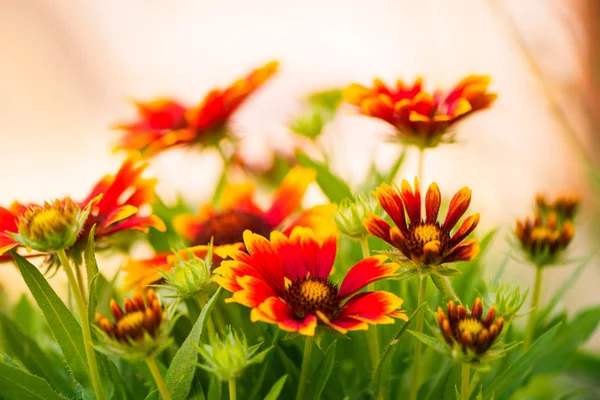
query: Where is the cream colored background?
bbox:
[1,0,598,347]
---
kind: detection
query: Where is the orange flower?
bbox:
[0,157,165,263]
[364,178,480,266]
[114,61,279,157]
[515,211,574,267]
[121,244,241,291]
[174,167,335,247]
[214,227,407,336]
[343,76,497,148]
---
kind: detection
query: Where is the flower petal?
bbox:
[101,205,139,230]
[340,291,405,325]
[252,297,317,336]
[282,204,336,240]
[425,183,441,224]
[443,239,480,263]
[443,187,472,231]
[221,182,260,213]
[374,184,407,232]
[450,213,480,247]
[225,275,276,308]
[242,230,285,295]
[339,256,398,298]
[363,213,393,244]
[264,167,316,227]
[399,178,421,225]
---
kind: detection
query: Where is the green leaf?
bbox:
[383,147,408,182]
[295,151,353,203]
[85,226,99,327]
[148,195,190,252]
[537,255,592,324]
[311,340,337,400]
[10,295,39,337]
[248,346,274,365]
[407,330,449,355]
[0,313,66,392]
[290,89,342,139]
[263,375,288,400]
[0,354,68,400]
[430,272,459,302]
[166,287,222,400]
[487,323,561,398]
[207,376,221,400]
[11,252,91,391]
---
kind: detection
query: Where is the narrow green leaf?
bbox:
[12,252,91,390]
[295,151,353,203]
[148,195,190,252]
[383,147,408,182]
[537,255,592,324]
[166,287,222,400]
[487,324,561,398]
[430,272,459,302]
[407,330,449,355]
[263,375,288,400]
[0,355,68,400]
[0,313,65,391]
[10,295,38,337]
[85,226,99,327]
[207,376,221,400]
[312,340,337,400]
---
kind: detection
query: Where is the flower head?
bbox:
[121,243,241,292]
[196,326,271,381]
[535,193,579,222]
[214,227,407,336]
[437,297,504,358]
[114,61,279,158]
[343,76,497,148]
[515,211,574,267]
[364,178,480,268]
[174,167,335,247]
[95,289,173,361]
[0,197,97,255]
[334,193,380,239]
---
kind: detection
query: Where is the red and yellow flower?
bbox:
[0,156,165,262]
[114,61,279,158]
[174,167,335,247]
[515,211,574,267]
[343,76,497,148]
[214,227,407,336]
[364,178,480,266]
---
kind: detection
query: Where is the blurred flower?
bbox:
[0,197,98,255]
[515,211,574,267]
[214,227,406,336]
[437,298,504,359]
[114,61,279,158]
[535,193,579,222]
[343,76,497,148]
[95,289,173,361]
[196,326,271,381]
[365,178,480,269]
[121,243,241,292]
[174,167,335,247]
[334,193,379,239]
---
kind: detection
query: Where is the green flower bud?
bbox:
[195,326,272,381]
[158,245,214,298]
[334,193,380,239]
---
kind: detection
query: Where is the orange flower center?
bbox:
[115,311,146,340]
[406,223,450,260]
[284,276,340,319]
[194,210,272,246]
[457,318,485,339]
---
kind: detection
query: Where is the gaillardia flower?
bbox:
[214,227,407,336]
[174,167,335,247]
[114,61,279,158]
[437,298,504,357]
[121,243,241,292]
[535,194,579,222]
[343,76,497,148]
[95,289,173,361]
[0,197,98,254]
[365,178,480,267]
[515,211,574,267]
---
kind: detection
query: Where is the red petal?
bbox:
[339,256,398,298]
[226,275,276,308]
[425,183,441,223]
[399,179,421,225]
[264,167,316,227]
[450,213,480,247]
[374,184,407,232]
[340,291,404,325]
[443,239,480,263]
[242,231,286,295]
[443,187,472,231]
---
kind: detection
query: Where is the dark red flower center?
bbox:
[406,222,451,258]
[194,210,273,246]
[284,276,340,319]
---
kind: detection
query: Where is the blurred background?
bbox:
[1,0,599,346]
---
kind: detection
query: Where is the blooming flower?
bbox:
[174,167,335,247]
[0,157,165,264]
[95,289,173,361]
[343,76,497,148]
[0,197,97,255]
[437,297,504,356]
[515,211,574,267]
[364,178,480,267]
[121,243,241,292]
[114,61,279,158]
[214,227,407,336]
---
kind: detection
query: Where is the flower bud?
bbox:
[158,245,214,298]
[334,193,380,239]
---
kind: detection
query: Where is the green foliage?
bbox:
[0,353,68,400]
[295,150,353,203]
[147,195,190,252]
[290,89,342,139]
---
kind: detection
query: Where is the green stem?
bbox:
[461,363,470,400]
[408,274,428,400]
[359,237,381,372]
[146,357,171,400]
[195,293,217,340]
[524,267,544,347]
[57,249,105,400]
[417,147,425,184]
[228,378,237,400]
[75,263,87,307]
[296,336,314,400]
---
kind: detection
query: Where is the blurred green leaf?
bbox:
[295,151,353,203]
[12,252,91,392]
[311,340,337,400]
[148,195,190,252]
[263,375,288,400]
[0,354,68,400]
[290,89,342,139]
[166,287,222,400]
[207,376,221,400]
